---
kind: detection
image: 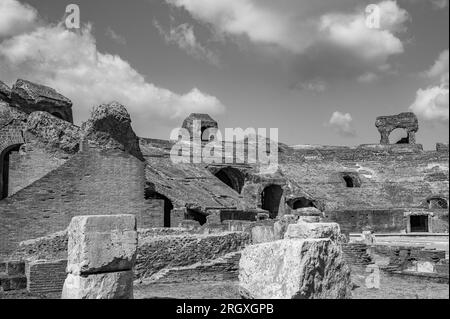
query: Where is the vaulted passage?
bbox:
[214,167,245,194]
[410,215,429,233]
[0,144,22,200]
[145,189,174,227]
[261,185,283,219]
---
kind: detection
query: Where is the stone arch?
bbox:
[213,166,245,194]
[261,184,283,219]
[0,143,23,200]
[145,189,174,227]
[375,112,418,145]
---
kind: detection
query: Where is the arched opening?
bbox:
[145,189,174,227]
[261,185,283,219]
[342,173,361,188]
[1,144,22,200]
[289,197,316,210]
[389,128,409,144]
[427,197,448,209]
[214,167,245,194]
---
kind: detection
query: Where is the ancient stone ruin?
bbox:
[0,78,448,299]
[62,215,137,299]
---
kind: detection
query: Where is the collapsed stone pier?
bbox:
[61,215,138,299]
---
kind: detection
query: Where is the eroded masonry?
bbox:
[0,79,448,298]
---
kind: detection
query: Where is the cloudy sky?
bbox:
[0,0,448,149]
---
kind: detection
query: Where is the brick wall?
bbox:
[325,209,406,234]
[26,259,67,294]
[0,145,150,256]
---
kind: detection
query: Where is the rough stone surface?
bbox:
[182,113,218,140]
[26,111,81,154]
[82,102,144,160]
[0,80,11,102]
[61,270,133,299]
[375,112,419,144]
[10,79,73,122]
[66,215,138,275]
[284,222,341,242]
[239,238,351,299]
[0,102,27,129]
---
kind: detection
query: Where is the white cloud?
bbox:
[430,0,449,9]
[410,50,449,123]
[318,1,408,66]
[154,20,220,67]
[166,0,410,84]
[0,0,38,38]
[165,0,298,52]
[105,27,127,45]
[0,2,226,136]
[327,111,356,137]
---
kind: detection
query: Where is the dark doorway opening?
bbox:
[410,215,429,233]
[186,209,207,226]
[342,173,361,188]
[145,189,174,227]
[1,144,22,200]
[290,197,315,210]
[214,167,245,194]
[261,185,283,219]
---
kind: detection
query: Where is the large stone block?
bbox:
[61,270,133,299]
[239,239,351,299]
[284,222,340,241]
[67,215,138,275]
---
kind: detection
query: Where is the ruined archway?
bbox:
[0,144,22,200]
[214,167,245,194]
[145,189,174,227]
[261,185,283,219]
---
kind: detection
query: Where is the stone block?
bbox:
[66,215,138,275]
[284,222,341,241]
[251,225,275,244]
[61,270,133,299]
[239,238,351,299]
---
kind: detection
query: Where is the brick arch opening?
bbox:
[289,197,316,210]
[261,184,283,219]
[427,196,448,209]
[214,167,245,194]
[1,144,22,200]
[145,189,174,227]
